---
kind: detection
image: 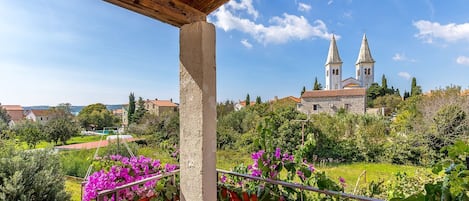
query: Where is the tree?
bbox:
[128,92,136,124]
[430,104,467,152]
[313,77,322,90]
[78,103,117,130]
[0,105,10,124]
[245,94,251,106]
[45,118,80,145]
[217,100,234,118]
[403,91,410,100]
[366,83,382,107]
[132,97,147,123]
[256,96,262,104]
[411,77,422,96]
[14,120,44,148]
[381,74,388,91]
[301,86,306,96]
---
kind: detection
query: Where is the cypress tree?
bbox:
[245,94,250,106]
[128,92,136,124]
[256,96,262,104]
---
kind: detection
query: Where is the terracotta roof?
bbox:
[147,100,178,107]
[239,101,256,107]
[0,105,23,111]
[301,88,366,98]
[30,110,51,116]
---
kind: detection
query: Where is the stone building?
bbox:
[144,99,178,116]
[298,88,366,115]
[299,34,374,115]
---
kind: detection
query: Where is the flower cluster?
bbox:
[83,155,178,201]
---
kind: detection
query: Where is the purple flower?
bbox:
[252,169,262,177]
[274,148,281,159]
[296,170,305,180]
[339,177,346,183]
[251,150,265,160]
[220,174,227,183]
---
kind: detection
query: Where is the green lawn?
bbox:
[65,177,83,201]
[18,135,105,149]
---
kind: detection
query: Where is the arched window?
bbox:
[337,69,340,75]
[332,69,335,75]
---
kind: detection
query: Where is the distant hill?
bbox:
[23,104,123,115]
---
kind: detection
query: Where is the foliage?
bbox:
[217,100,235,118]
[0,145,70,201]
[13,120,45,148]
[78,103,118,130]
[410,77,422,97]
[393,141,469,200]
[45,118,80,145]
[256,96,262,104]
[313,77,322,90]
[246,94,251,106]
[128,92,136,124]
[0,105,10,123]
[301,86,306,96]
[132,97,147,123]
[61,149,94,178]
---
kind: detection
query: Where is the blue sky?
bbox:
[1,0,469,106]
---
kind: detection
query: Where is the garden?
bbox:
[1,86,469,200]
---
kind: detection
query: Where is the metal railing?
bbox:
[86,168,381,201]
[95,169,179,201]
[216,169,383,201]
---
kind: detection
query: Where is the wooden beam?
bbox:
[105,0,207,27]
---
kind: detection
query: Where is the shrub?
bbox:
[0,145,70,201]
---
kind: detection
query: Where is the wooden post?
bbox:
[179,21,217,201]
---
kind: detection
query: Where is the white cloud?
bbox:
[343,11,352,19]
[298,3,312,12]
[226,0,259,19]
[398,72,412,80]
[210,0,335,45]
[328,0,334,5]
[456,56,469,65]
[413,20,469,43]
[240,39,253,48]
[392,53,416,62]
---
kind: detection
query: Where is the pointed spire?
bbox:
[325,35,343,65]
[356,33,375,64]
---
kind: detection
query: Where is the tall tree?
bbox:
[128,92,136,124]
[411,77,422,96]
[301,86,306,96]
[0,105,10,123]
[132,97,147,123]
[256,96,262,104]
[245,94,250,106]
[313,77,322,90]
[403,91,410,100]
[381,74,388,90]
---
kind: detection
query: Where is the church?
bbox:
[298,34,374,115]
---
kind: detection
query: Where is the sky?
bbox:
[1,0,469,106]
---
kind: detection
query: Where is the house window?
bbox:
[40,117,43,120]
[344,104,351,111]
[313,104,318,111]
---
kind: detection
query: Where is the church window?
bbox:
[332,69,335,75]
[313,104,318,111]
[337,69,340,75]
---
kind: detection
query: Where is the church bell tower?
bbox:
[325,35,343,90]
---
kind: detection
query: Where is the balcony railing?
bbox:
[90,169,382,201]
[95,169,179,201]
[217,169,383,201]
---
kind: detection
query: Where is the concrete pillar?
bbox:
[179,21,217,201]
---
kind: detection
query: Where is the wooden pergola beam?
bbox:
[105,0,207,27]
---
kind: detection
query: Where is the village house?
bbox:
[0,105,24,126]
[234,101,256,111]
[25,109,53,125]
[144,99,178,116]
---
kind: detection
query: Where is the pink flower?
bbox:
[220,174,227,183]
[274,148,281,159]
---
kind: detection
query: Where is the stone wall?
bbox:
[298,95,366,115]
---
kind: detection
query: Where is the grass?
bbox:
[65,177,83,201]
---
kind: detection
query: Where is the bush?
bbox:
[61,149,94,178]
[0,145,70,201]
